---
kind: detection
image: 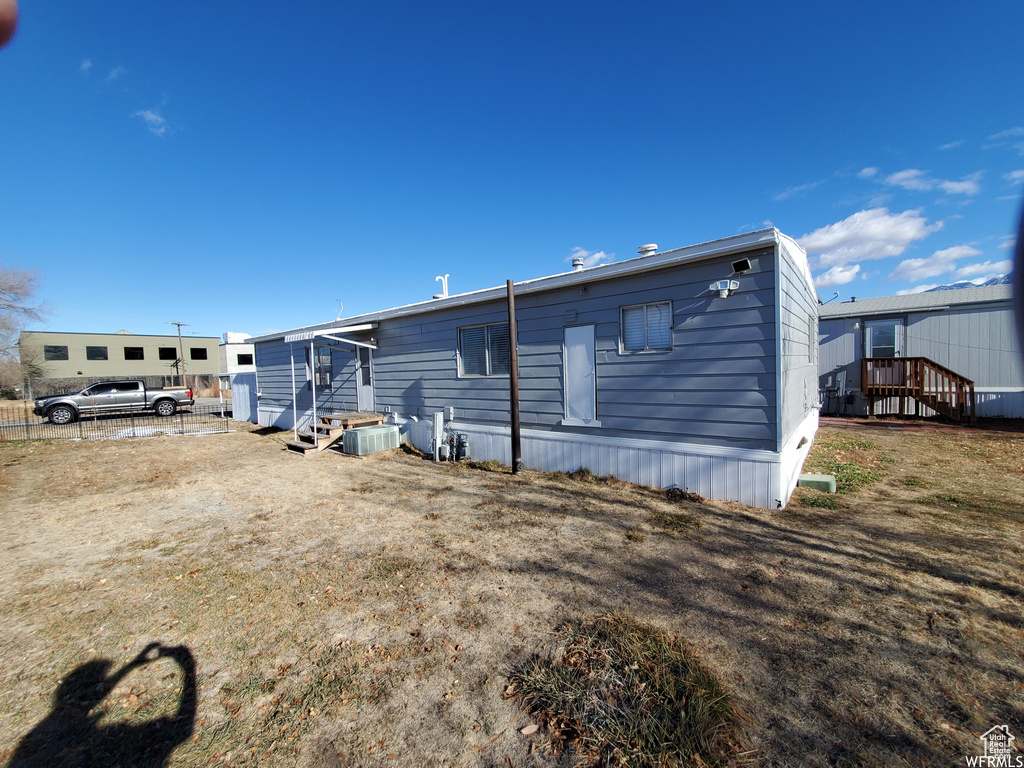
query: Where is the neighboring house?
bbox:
[218,332,255,393]
[250,228,819,509]
[18,331,222,382]
[818,285,1024,418]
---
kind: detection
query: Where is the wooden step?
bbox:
[286,440,319,454]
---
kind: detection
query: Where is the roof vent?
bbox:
[637,243,658,256]
[571,257,585,272]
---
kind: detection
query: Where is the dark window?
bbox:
[236,353,253,366]
[458,322,510,376]
[190,347,208,360]
[86,346,108,361]
[315,348,332,387]
[159,347,178,361]
[620,302,672,352]
[358,347,371,386]
[44,345,69,361]
[114,382,141,393]
[124,347,145,360]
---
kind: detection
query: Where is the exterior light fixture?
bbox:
[852,321,861,331]
[709,279,740,299]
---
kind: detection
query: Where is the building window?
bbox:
[237,353,253,366]
[190,347,208,361]
[86,346,108,361]
[44,345,69,361]
[620,302,672,352]
[124,347,145,360]
[458,322,510,376]
[314,348,331,387]
[159,347,178,361]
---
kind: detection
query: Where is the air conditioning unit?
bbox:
[343,424,400,456]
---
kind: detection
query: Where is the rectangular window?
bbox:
[458,322,510,376]
[620,302,672,352]
[315,348,332,387]
[159,347,178,361]
[124,346,144,360]
[44,345,69,361]
[86,346,108,361]
[236,353,253,366]
[190,347,208,361]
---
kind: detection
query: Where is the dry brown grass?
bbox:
[0,421,1021,767]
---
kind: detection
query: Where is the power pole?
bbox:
[167,321,190,388]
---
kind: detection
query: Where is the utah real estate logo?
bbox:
[966,725,1021,767]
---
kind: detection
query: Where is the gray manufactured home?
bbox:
[251,229,820,509]
[818,285,1023,419]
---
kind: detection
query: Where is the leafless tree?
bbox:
[1,264,44,357]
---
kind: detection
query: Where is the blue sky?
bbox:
[1,1,1022,340]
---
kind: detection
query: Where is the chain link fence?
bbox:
[0,403,233,443]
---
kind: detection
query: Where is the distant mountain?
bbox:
[924,274,1013,292]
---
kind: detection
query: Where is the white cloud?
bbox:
[857,167,879,179]
[884,168,982,196]
[1004,170,1024,184]
[939,172,983,195]
[939,140,965,150]
[133,108,171,137]
[772,181,822,201]
[1000,234,1017,249]
[814,264,860,288]
[798,208,942,269]
[896,284,941,295]
[885,169,934,191]
[566,246,614,268]
[105,66,126,82]
[889,245,981,281]
[80,59,92,73]
[984,127,1024,154]
[952,259,1012,280]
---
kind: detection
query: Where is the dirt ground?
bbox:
[0,420,1022,767]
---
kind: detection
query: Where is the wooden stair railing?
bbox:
[861,357,975,422]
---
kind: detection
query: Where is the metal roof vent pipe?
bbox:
[571,257,585,272]
[638,243,658,257]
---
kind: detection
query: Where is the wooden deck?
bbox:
[862,357,975,421]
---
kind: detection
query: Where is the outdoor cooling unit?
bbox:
[343,424,400,456]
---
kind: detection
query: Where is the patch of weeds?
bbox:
[648,507,702,534]
[157,546,179,557]
[666,488,704,503]
[423,511,441,521]
[126,537,162,551]
[507,613,744,767]
[798,492,841,509]
[878,455,898,464]
[934,493,969,505]
[465,459,504,472]
[818,460,881,494]
[898,475,928,488]
[351,481,375,494]
[567,467,597,483]
[624,526,647,543]
[894,509,914,517]
[369,555,417,580]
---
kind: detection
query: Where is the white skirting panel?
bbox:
[975,388,1024,418]
[258,406,297,429]
[398,416,819,510]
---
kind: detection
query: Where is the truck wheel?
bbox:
[155,400,177,417]
[48,405,76,425]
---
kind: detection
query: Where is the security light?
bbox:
[709,279,740,299]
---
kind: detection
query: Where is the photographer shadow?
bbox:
[9,643,196,768]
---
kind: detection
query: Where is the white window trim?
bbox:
[457,322,511,377]
[618,301,673,354]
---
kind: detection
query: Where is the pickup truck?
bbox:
[33,380,194,424]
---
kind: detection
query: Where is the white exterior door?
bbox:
[356,347,374,411]
[563,324,599,426]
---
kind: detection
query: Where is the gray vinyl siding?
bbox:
[817,300,1022,391]
[905,304,1023,386]
[256,246,780,450]
[777,242,819,448]
[254,340,359,418]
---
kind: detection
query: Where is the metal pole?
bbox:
[507,280,523,474]
[310,341,318,447]
[289,343,298,442]
[167,322,190,388]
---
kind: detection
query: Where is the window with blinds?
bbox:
[458,322,511,376]
[620,302,672,352]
